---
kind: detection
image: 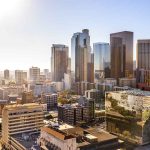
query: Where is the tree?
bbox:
[123,130,131,138]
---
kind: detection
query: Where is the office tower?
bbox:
[58,99,95,125]
[4,69,9,80]
[15,70,27,85]
[110,31,133,81]
[119,78,136,88]
[43,69,49,79]
[29,66,40,83]
[85,89,103,109]
[87,52,94,83]
[67,57,71,73]
[42,93,58,111]
[43,69,49,75]
[137,40,150,87]
[2,103,44,148]
[22,91,34,104]
[51,44,69,81]
[105,90,150,145]
[72,81,95,95]
[64,73,71,90]
[71,29,91,82]
[93,43,110,81]
[137,40,150,69]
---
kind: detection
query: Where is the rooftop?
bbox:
[4,103,42,111]
[62,126,118,143]
[110,90,150,96]
[11,132,40,150]
[41,126,75,140]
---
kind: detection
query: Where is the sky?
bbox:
[0,0,150,70]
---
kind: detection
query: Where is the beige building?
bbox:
[15,70,27,85]
[2,103,44,149]
[0,86,24,100]
[40,126,77,150]
[110,31,133,81]
[22,90,34,104]
[29,67,40,83]
[51,44,69,82]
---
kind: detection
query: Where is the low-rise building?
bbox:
[40,126,77,150]
[105,90,150,145]
[2,103,44,149]
[38,125,124,150]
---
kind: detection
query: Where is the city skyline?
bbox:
[1,0,150,70]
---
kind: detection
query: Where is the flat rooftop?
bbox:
[42,126,75,140]
[11,132,40,150]
[62,126,118,143]
[4,103,42,111]
[109,90,150,96]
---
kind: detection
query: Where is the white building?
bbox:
[29,67,40,83]
[64,73,71,90]
[30,83,56,97]
[39,126,77,150]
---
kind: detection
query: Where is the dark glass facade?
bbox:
[51,44,69,81]
[110,31,133,81]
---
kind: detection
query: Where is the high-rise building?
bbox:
[72,81,95,95]
[43,69,49,79]
[15,70,27,85]
[93,43,110,80]
[87,53,94,83]
[110,31,133,81]
[71,29,92,82]
[58,99,95,125]
[2,103,44,149]
[22,91,34,104]
[67,57,71,73]
[42,93,58,111]
[51,44,69,81]
[137,40,150,69]
[137,40,150,87]
[4,69,9,80]
[85,89,103,109]
[29,66,40,83]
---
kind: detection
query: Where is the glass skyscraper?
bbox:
[51,44,69,82]
[137,39,150,86]
[110,31,133,80]
[71,29,92,82]
[93,42,110,81]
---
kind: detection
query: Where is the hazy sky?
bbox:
[0,0,150,70]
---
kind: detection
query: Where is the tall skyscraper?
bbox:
[87,52,94,83]
[137,40,150,69]
[15,70,27,85]
[51,44,69,81]
[93,42,110,80]
[71,29,92,82]
[4,69,9,80]
[29,66,40,83]
[137,39,150,86]
[110,31,133,81]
